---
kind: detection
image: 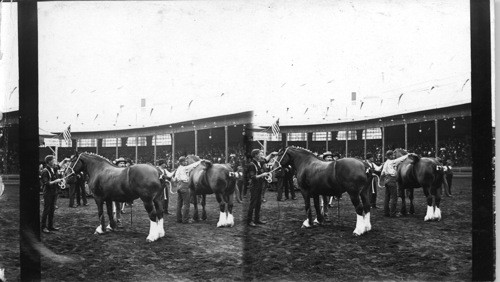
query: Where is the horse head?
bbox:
[276,146,293,168]
[393,148,408,158]
[64,151,85,178]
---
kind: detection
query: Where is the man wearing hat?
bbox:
[157,159,174,214]
[380,150,409,217]
[322,151,334,162]
[115,157,127,167]
[173,156,208,223]
[443,159,454,195]
[41,155,65,233]
[365,153,382,208]
[246,149,277,227]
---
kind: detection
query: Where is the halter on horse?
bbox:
[64,152,165,242]
[186,155,237,227]
[276,146,371,236]
[393,148,449,221]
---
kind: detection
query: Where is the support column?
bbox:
[364,128,367,159]
[404,123,408,149]
[153,135,157,164]
[381,127,385,162]
[224,126,228,163]
[306,132,312,150]
[326,131,329,151]
[281,133,287,148]
[194,129,198,156]
[96,139,102,155]
[135,136,138,164]
[284,133,288,147]
[115,138,119,159]
[171,132,175,170]
[435,119,438,157]
[345,130,348,157]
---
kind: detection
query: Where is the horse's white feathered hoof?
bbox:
[313,218,320,225]
[94,225,104,235]
[301,218,312,228]
[226,213,235,227]
[158,219,165,238]
[217,212,227,228]
[146,234,159,242]
[106,224,114,232]
[353,214,366,236]
[424,206,433,221]
[364,212,372,232]
[434,207,442,221]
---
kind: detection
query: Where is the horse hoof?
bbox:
[353,231,362,236]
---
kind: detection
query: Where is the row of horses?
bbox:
[63,146,449,242]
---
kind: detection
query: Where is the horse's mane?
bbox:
[81,152,117,166]
[288,146,313,155]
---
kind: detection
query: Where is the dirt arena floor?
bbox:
[1,177,472,281]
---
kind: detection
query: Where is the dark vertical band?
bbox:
[470,0,494,280]
[18,1,41,281]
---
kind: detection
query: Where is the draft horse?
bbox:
[394,148,450,221]
[64,152,165,242]
[276,146,371,236]
[186,155,237,227]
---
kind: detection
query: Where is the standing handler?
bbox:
[246,149,277,227]
[41,155,64,233]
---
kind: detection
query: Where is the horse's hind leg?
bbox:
[201,195,207,221]
[360,186,372,232]
[94,197,106,235]
[216,193,228,227]
[105,200,117,231]
[142,199,159,242]
[153,194,165,238]
[192,192,200,222]
[423,186,435,221]
[399,184,407,216]
[408,188,415,215]
[224,193,235,227]
[347,190,366,236]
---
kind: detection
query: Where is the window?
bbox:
[363,128,382,140]
[288,132,307,141]
[59,139,72,147]
[77,139,96,147]
[102,138,122,147]
[253,131,282,141]
[312,132,328,141]
[153,134,172,146]
[336,131,357,140]
[127,136,147,146]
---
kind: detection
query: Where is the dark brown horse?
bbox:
[64,152,164,242]
[394,148,450,221]
[186,155,237,227]
[276,146,371,236]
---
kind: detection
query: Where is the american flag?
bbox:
[63,125,71,144]
[271,119,280,136]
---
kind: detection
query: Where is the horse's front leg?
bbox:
[143,199,159,242]
[313,195,325,226]
[105,200,117,231]
[347,190,366,236]
[94,197,106,235]
[301,190,313,228]
[433,185,442,221]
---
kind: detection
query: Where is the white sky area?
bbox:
[0,0,474,132]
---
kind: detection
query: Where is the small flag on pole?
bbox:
[271,119,280,136]
[63,125,71,144]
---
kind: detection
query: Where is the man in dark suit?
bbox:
[41,155,64,233]
[246,149,277,227]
